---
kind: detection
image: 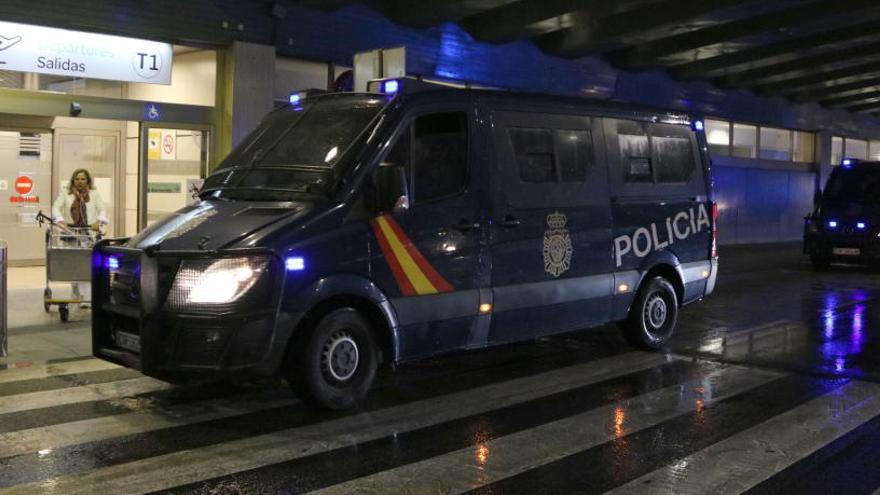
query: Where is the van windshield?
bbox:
[201,94,386,201]
[824,166,880,204]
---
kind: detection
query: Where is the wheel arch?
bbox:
[635,250,685,306]
[278,275,399,373]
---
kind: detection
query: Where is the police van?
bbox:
[92,78,718,409]
[805,158,880,268]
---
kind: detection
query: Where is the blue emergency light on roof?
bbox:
[858,222,868,230]
[382,79,400,95]
[289,93,301,105]
[842,158,852,167]
[693,120,704,131]
[285,256,305,271]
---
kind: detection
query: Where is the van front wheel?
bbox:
[623,277,678,350]
[289,307,378,410]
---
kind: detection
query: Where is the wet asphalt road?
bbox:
[2,242,880,493]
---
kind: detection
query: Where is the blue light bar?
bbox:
[693,120,704,131]
[285,256,305,271]
[383,80,400,95]
[105,256,119,270]
[857,222,867,230]
[289,93,301,105]
[842,159,852,166]
[828,220,839,229]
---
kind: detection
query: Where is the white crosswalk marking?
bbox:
[608,380,880,495]
[309,365,782,495]
[0,351,674,494]
[0,358,120,384]
[0,392,299,459]
[0,377,173,415]
[1,348,879,495]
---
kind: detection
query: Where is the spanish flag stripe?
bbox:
[371,219,417,296]
[375,217,439,295]
[383,216,455,293]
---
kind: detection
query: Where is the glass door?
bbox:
[139,124,210,229]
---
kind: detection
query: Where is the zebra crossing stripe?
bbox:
[607,380,880,495]
[0,352,675,494]
[303,366,784,495]
[0,377,173,415]
[0,394,299,459]
[0,358,120,384]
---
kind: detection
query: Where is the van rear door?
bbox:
[605,118,711,311]
[486,109,613,344]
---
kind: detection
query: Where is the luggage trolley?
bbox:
[37,211,101,322]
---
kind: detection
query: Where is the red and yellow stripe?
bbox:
[371,215,454,296]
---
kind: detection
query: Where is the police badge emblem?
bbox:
[543,211,572,277]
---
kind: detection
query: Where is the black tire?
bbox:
[810,255,831,270]
[43,288,52,313]
[623,277,678,349]
[288,307,378,410]
[59,304,69,323]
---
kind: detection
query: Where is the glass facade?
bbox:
[705,119,730,156]
[832,136,843,165]
[759,127,791,161]
[708,118,816,163]
[732,123,757,158]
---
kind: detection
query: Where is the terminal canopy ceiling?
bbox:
[297,0,880,116]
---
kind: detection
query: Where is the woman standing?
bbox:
[51,168,108,302]
[51,168,109,230]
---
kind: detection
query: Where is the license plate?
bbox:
[832,248,861,256]
[115,331,141,353]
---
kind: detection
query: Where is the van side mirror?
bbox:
[372,162,409,214]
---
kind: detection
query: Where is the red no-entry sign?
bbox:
[14,176,33,196]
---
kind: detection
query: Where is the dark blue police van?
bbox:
[92,78,718,409]
[805,158,880,269]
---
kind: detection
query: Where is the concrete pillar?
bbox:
[213,41,275,170]
[815,130,833,193]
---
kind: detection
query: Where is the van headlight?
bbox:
[168,256,270,307]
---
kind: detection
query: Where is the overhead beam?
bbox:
[754,61,880,96]
[717,42,880,88]
[791,77,880,102]
[670,20,880,79]
[365,0,490,28]
[533,0,754,58]
[844,101,880,113]
[821,90,880,107]
[607,0,880,69]
[458,0,593,44]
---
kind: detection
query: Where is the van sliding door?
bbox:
[487,109,612,344]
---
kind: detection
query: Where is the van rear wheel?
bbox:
[623,277,678,350]
[288,307,378,410]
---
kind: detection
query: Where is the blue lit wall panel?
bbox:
[712,166,747,245]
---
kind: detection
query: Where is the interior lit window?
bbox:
[831,136,843,165]
[869,140,880,160]
[845,138,868,160]
[759,127,792,161]
[732,123,757,159]
[793,131,815,163]
[705,119,730,156]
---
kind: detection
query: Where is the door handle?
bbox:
[499,216,521,229]
[453,219,481,232]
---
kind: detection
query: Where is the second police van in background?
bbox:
[805,158,880,268]
[92,78,718,410]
